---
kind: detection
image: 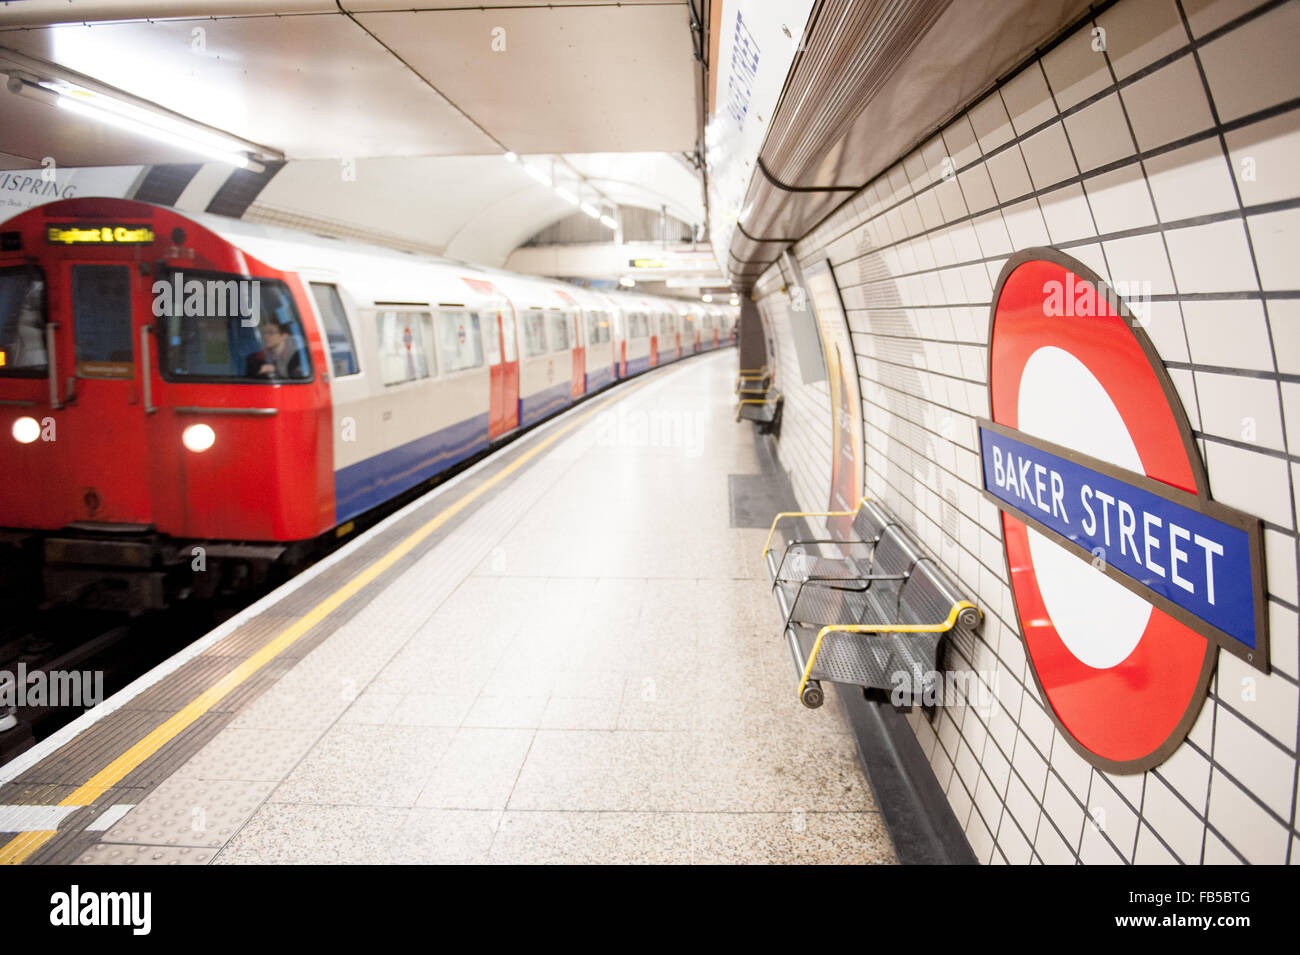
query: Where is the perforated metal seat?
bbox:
[735,367,772,397]
[761,499,982,709]
[737,391,782,424]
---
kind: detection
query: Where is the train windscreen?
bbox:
[0,267,47,376]
[154,268,312,383]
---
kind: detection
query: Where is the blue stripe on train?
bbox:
[626,354,650,375]
[520,380,573,427]
[333,352,656,525]
[334,412,490,522]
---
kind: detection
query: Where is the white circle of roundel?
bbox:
[1016,346,1152,669]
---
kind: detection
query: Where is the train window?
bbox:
[377,310,434,386]
[72,265,133,378]
[587,310,611,346]
[435,310,484,372]
[549,311,570,351]
[522,309,548,357]
[484,312,501,365]
[309,283,360,378]
[500,309,518,362]
[155,268,312,383]
[0,267,47,376]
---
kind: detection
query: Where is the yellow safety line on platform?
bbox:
[0,377,654,865]
[797,601,981,701]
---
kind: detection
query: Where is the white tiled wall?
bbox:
[754,271,833,515]
[753,0,1300,863]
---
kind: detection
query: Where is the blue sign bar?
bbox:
[979,426,1257,650]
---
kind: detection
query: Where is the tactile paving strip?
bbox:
[100,776,277,848]
[75,843,217,865]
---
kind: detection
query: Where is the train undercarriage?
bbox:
[1,523,310,614]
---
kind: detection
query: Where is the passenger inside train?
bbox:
[0,271,46,371]
[246,319,304,380]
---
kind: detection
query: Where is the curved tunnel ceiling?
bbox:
[0,0,707,267]
[242,152,706,266]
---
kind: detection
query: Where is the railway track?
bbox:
[0,604,233,766]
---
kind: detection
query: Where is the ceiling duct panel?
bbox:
[762,0,951,191]
[729,0,1094,287]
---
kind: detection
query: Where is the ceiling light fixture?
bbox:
[523,163,552,186]
[599,214,618,230]
[7,75,261,169]
[555,187,579,205]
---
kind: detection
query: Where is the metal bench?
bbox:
[735,366,772,397]
[736,391,782,431]
[762,499,981,709]
[735,366,781,431]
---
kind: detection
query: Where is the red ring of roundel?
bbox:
[989,256,1211,768]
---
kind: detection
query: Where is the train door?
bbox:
[500,306,520,433]
[571,311,586,397]
[649,310,659,367]
[56,261,152,524]
[486,308,519,438]
[614,309,626,379]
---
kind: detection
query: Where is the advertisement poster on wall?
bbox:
[803,257,863,535]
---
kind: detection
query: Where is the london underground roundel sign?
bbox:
[981,249,1269,773]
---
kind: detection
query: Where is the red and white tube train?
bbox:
[0,197,736,609]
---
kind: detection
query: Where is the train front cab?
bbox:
[0,198,334,608]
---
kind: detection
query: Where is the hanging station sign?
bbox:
[981,249,1268,773]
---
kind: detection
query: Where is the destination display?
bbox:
[46,223,155,245]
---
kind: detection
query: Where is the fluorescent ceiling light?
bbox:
[503,151,517,162]
[599,215,618,229]
[579,203,600,219]
[55,94,252,168]
[9,75,258,168]
[702,294,713,303]
[555,187,578,205]
[524,164,552,186]
[618,276,635,287]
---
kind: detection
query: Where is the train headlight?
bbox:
[12,416,40,444]
[182,423,216,453]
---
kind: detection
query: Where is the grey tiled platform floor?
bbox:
[82,353,896,865]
